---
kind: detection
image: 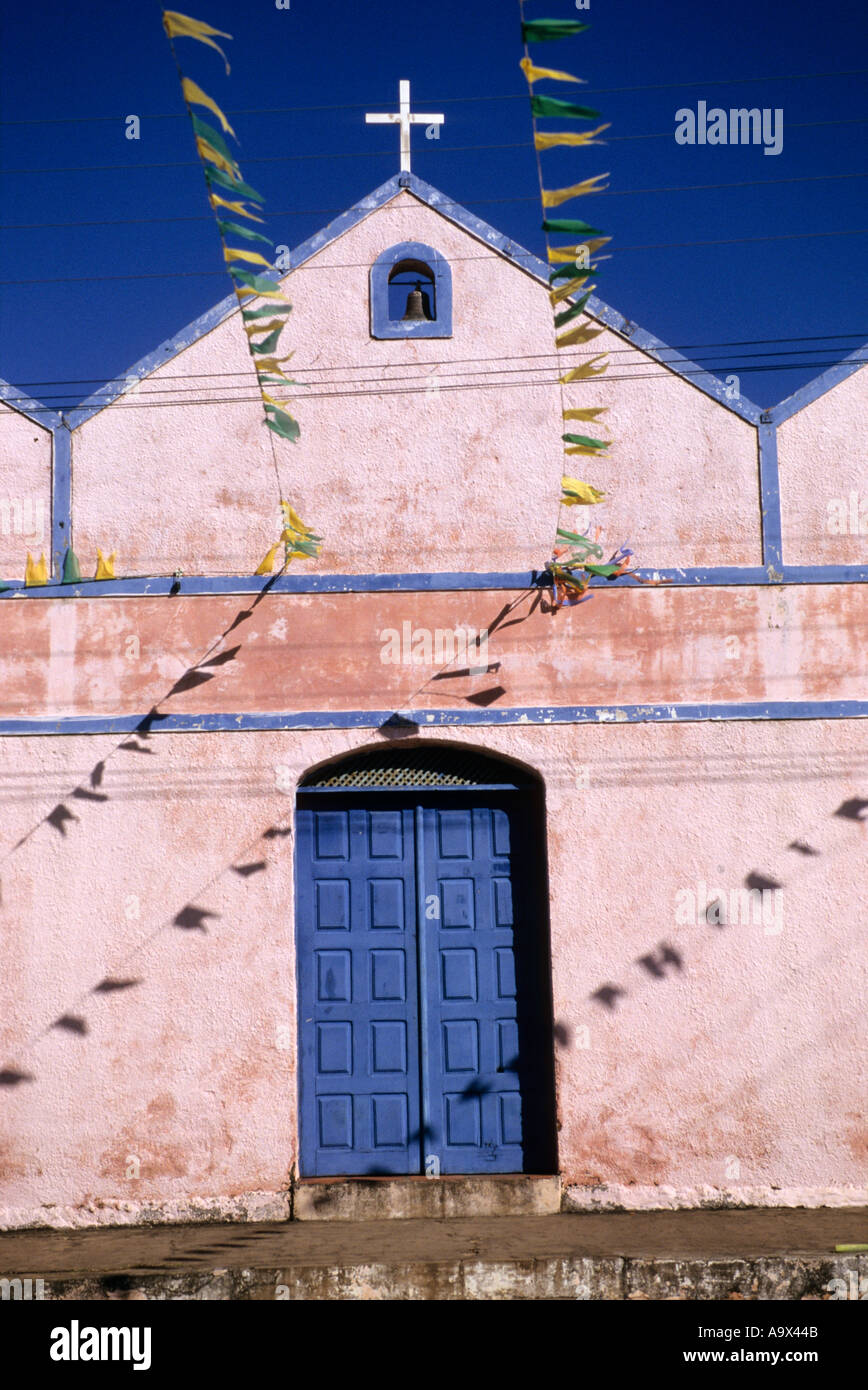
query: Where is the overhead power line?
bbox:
[3,357,865,417]
[1,172,865,233]
[0,69,865,125]
[1,118,866,175]
[2,228,867,287]
[12,334,866,391]
[15,346,868,401]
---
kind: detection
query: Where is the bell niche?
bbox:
[370,240,453,339]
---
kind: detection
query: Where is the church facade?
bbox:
[0,171,865,1228]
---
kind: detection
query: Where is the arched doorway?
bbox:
[295,745,556,1177]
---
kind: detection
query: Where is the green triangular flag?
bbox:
[217,219,273,246]
[550,263,599,283]
[205,165,265,205]
[62,548,81,583]
[242,304,292,321]
[543,218,603,235]
[264,406,300,442]
[191,115,237,166]
[249,328,285,355]
[562,434,610,449]
[231,269,281,294]
[531,95,600,120]
[553,293,592,328]
[522,19,590,42]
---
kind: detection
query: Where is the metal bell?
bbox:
[401,281,431,321]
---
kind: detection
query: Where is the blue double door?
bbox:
[296,790,552,1176]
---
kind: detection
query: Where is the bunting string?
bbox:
[160,9,320,573]
[11,9,321,588]
[519,5,636,605]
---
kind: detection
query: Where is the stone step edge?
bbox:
[9,1253,866,1302]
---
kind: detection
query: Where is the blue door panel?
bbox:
[419,802,526,1174]
[297,804,421,1175]
[297,791,547,1176]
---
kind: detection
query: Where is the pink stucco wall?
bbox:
[0,720,865,1227]
[0,584,863,719]
[0,404,52,578]
[778,367,868,566]
[70,191,762,577]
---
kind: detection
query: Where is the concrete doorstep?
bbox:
[1,1205,866,1301]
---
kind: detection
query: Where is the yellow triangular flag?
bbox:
[560,356,609,383]
[255,356,293,373]
[243,320,288,338]
[25,551,47,586]
[535,124,610,151]
[548,247,581,265]
[182,78,236,137]
[563,407,609,422]
[95,549,116,580]
[163,11,232,73]
[209,193,264,222]
[281,503,314,537]
[550,276,595,306]
[223,246,272,269]
[196,137,239,177]
[547,237,612,265]
[562,477,605,506]
[236,284,288,301]
[565,446,611,457]
[519,57,584,85]
[557,324,605,349]
[542,175,609,209]
[255,540,282,575]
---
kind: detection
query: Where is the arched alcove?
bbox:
[386,259,436,322]
[295,742,556,1178]
[370,240,453,339]
[299,742,537,789]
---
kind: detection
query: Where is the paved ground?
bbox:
[2,1207,865,1278]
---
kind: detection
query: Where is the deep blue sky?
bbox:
[0,0,866,415]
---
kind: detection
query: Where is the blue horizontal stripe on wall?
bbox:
[1,564,866,599]
[1,701,865,737]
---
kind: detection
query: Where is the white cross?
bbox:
[365,80,444,173]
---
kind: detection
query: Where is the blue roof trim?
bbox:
[60,171,769,429]
[64,178,410,429]
[2,563,866,598]
[3,177,863,432]
[0,700,865,737]
[64,287,243,430]
[0,377,62,429]
[402,174,764,423]
[582,303,764,425]
[288,175,411,270]
[770,338,868,425]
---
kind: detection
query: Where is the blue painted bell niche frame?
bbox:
[370,241,453,339]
